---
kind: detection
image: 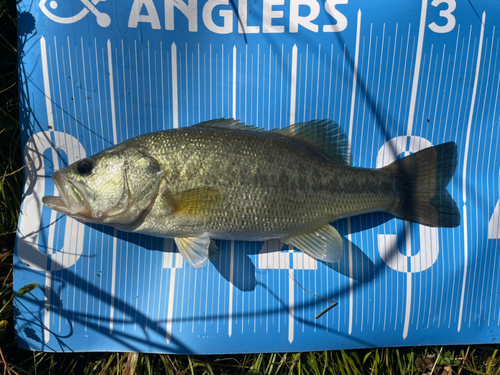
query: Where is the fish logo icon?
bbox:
[39,0,111,27]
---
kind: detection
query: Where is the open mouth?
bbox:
[42,172,86,215]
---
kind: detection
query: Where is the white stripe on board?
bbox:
[462,13,486,204]
[171,43,179,128]
[44,271,52,343]
[166,268,177,343]
[403,272,412,338]
[162,240,179,343]
[398,0,429,338]
[347,11,361,336]
[107,40,118,334]
[46,160,59,343]
[290,45,298,125]
[228,240,235,337]
[42,38,60,343]
[268,44,272,128]
[459,11,486,332]
[233,46,237,118]
[40,37,54,130]
[107,40,117,144]
[458,205,469,331]
[133,41,140,137]
[406,0,428,136]
[347,9,361,335]
[288,267,294,344]
[185,43,189,127]
[348,9,361,148]
[109,232,117,334]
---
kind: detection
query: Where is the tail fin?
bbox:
[384,142,461,228]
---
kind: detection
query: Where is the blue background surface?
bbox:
[14,0,500,353]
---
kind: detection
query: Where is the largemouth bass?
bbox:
[43,119,460,268]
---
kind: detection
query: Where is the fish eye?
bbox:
[76,159,94,176]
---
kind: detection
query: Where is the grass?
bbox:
[1,0,500,373]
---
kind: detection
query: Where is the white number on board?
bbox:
[428,0,456,34]
[18,131,86,272]
[376,136,439,273]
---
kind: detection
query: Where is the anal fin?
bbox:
[284,224,343,263]
[175,234,211,268]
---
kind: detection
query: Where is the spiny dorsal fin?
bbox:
[192,118,262,132]
[270,120,349,165]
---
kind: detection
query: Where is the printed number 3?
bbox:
[428,0,456,34]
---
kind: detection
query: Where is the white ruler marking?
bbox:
[347,9,361,336]
[145,238,153,332]
[40,37,54,129]
[134,41,141,135]
[166,268,177,343]
[268,44,272,129]
[407,0,428,136]
[315,44,321,119]
[290,45,298,125]
[66,38,79,146]
[122,240,129,330]
[403,273,412,339]
[288,267,294,343]
[106,40,116,141]
[229,241,235,337]
[171,42,178,128]
[109,232,117,334]
[41,37,57,344]
[54,36,67,133]
[459,12,486,332]
[185,43,189,126]
[303,44,308,123]
[233,46,237,118]
[194,266,200,333]
[463,13,486,203]
[221,45,223,118]
[348,10,361,149]
[476,29,495,327]
[197,44,201,123]
[327,44,333,119]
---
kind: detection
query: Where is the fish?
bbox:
[42,119,461,268]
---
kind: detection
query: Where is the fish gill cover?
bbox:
[14,0,500,353]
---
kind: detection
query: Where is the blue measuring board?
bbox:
[15,0,500,353]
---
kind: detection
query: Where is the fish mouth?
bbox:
[42,172,87,216]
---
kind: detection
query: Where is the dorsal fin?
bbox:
[192,118,262,132]
[270,120,349,165]
[192,118,349,165]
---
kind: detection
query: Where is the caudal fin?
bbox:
[384,142,461,228]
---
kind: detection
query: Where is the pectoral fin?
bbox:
[284,224,343,263]
[165,188,221,217]
[174,234,211,268]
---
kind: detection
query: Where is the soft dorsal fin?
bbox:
[270,120,349,165]
[192,118,262,132]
